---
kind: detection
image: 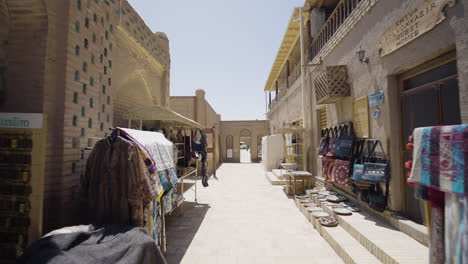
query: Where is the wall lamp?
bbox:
[356,46,369,63]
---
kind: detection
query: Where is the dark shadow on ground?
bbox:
[164,202,210,264]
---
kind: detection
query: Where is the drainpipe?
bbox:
[299,7,308,171]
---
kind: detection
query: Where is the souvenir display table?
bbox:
[287,170,313,196]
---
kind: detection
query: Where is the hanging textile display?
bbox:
[83,136,159,227]
[407,124,468,264]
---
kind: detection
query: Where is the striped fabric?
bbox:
[408,125,468,195]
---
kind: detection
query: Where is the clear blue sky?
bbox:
[128,0,304,120]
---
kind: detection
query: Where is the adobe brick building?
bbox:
[0,0,170,232]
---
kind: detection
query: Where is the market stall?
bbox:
[123,106,206,252]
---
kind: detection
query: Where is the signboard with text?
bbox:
[380,0,455,56]
[0,113,43,129]
[368,90,385,107]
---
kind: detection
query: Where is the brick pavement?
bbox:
[164,163,343,264]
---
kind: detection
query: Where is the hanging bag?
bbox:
[330,158,351,185]
[326,127,339,157]
[318,128,330,157]
[351,139,366,182]
[322,156,336,182]
[334,123,355,158]
[362,140,390,183]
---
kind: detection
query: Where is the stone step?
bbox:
[272,169,287,178]
[329,187,428,246]
[264,171,286,185]
[313,198,429,264]
[295,200,382,264]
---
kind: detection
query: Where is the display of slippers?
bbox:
[333,207,352,215]
[320,216,338,227]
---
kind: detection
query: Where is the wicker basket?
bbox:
[314,65,350,104]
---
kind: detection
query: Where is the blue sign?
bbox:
[368,90,384,107]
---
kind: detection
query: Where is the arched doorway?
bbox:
[239,129,251,163]
[226,135,233,161]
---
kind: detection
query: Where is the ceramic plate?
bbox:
[307,207,323,212]
[312,211,330,218]
[307,189,319,194]
[295,195,308,199]
[302,203,317,207]
[300,199,313,203]
[320,216,338,226]
[347,206,360,212]
[333,208,352,215]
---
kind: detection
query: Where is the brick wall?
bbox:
[0,0,48,113]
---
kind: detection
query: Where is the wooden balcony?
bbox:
[308,0,363,61]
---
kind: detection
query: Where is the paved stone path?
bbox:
[164,163,343,264]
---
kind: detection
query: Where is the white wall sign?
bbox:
[0,113,43,129]
[227,149,233,158]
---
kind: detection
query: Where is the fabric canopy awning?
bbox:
[123,105,205,130]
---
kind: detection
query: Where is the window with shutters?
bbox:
[319,108,327,129]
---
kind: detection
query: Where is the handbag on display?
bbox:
[331,159,351,185]
[321,156,336,182]
[326,127,339,157]
[367,182,389,212]
[351,139,366,182]
[362,140,390,183]
[334,123,355,158]
[318,128,330,157]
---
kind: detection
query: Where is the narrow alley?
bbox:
[164,163,343,264]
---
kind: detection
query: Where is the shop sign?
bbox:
[0,113,43,129]
[353,97,369,138]
[368,90,384,107]
[380,0,455,56]
[227,149,233,158]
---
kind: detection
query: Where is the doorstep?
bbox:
[272,169,288,179]
[265,171,287,185]
[295,197,429,264]
[329,186,429,246]
[296,200,382,264]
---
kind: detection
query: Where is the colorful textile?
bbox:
[158,170,173,192]
[167,168,179,186]
[163,189,173,214]
[118,128,175,171]
[331,159,351,186]
[429,207,445,264]
[409,125,468,194]
[445,193,468,264]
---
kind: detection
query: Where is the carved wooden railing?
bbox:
[309,0,363,61]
